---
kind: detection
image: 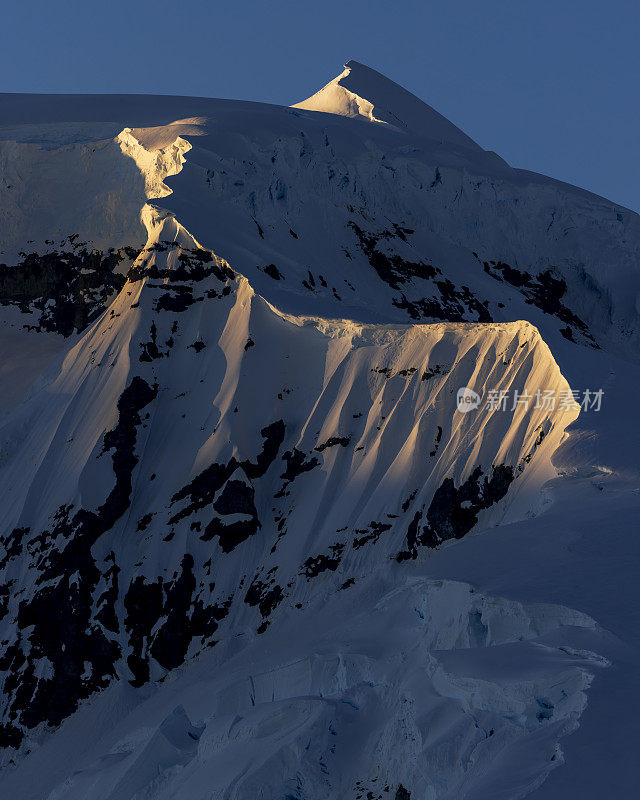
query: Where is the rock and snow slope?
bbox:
[0,63,638,799]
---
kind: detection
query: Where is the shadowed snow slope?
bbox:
[0,63,638,800]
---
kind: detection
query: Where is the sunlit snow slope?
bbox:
[0,63,639,800]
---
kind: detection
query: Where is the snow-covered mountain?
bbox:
[0,62,638,800]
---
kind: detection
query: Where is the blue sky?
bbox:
[3,0,639,210]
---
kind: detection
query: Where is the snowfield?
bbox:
[0,61,638,799]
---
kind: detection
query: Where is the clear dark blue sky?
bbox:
[3,0,639,210]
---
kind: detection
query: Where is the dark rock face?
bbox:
[0,371,282,745]
[349,222,493,322]
[344,220,603,346]
[0,242,137,336]
[301,544,345,578]
[124,555,231,685]
[429,426,442,457]
[352,521,392,549]
[168,421,286,553]
[393,282,492,323]
[348,222,436,290]
[126,244,236,317]
[348,221,493,322]
[201,514,260,553]
[170,461,235,525]
[0,230,269,742]
[244,573,285,633]
[124,576,164,686]
[276,447,320,496]
[0,241,239,339]
[214,480,256,516]
[139,320,166,361]
[397,465,515,560]
[481,259,598,347]
[315,436,351,452]
[243,420,286,479]
[127,245,235,285]
[262,263,284,281]
[0,375,157,743]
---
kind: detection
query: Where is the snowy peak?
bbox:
[293,59,481,149]
[1,74,638,800]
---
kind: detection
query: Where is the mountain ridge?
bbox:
[0,63,638,800]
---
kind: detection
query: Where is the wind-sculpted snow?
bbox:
[0,207,579,757]
[0,65,636,798]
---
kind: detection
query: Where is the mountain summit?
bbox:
[293,59,481,148]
